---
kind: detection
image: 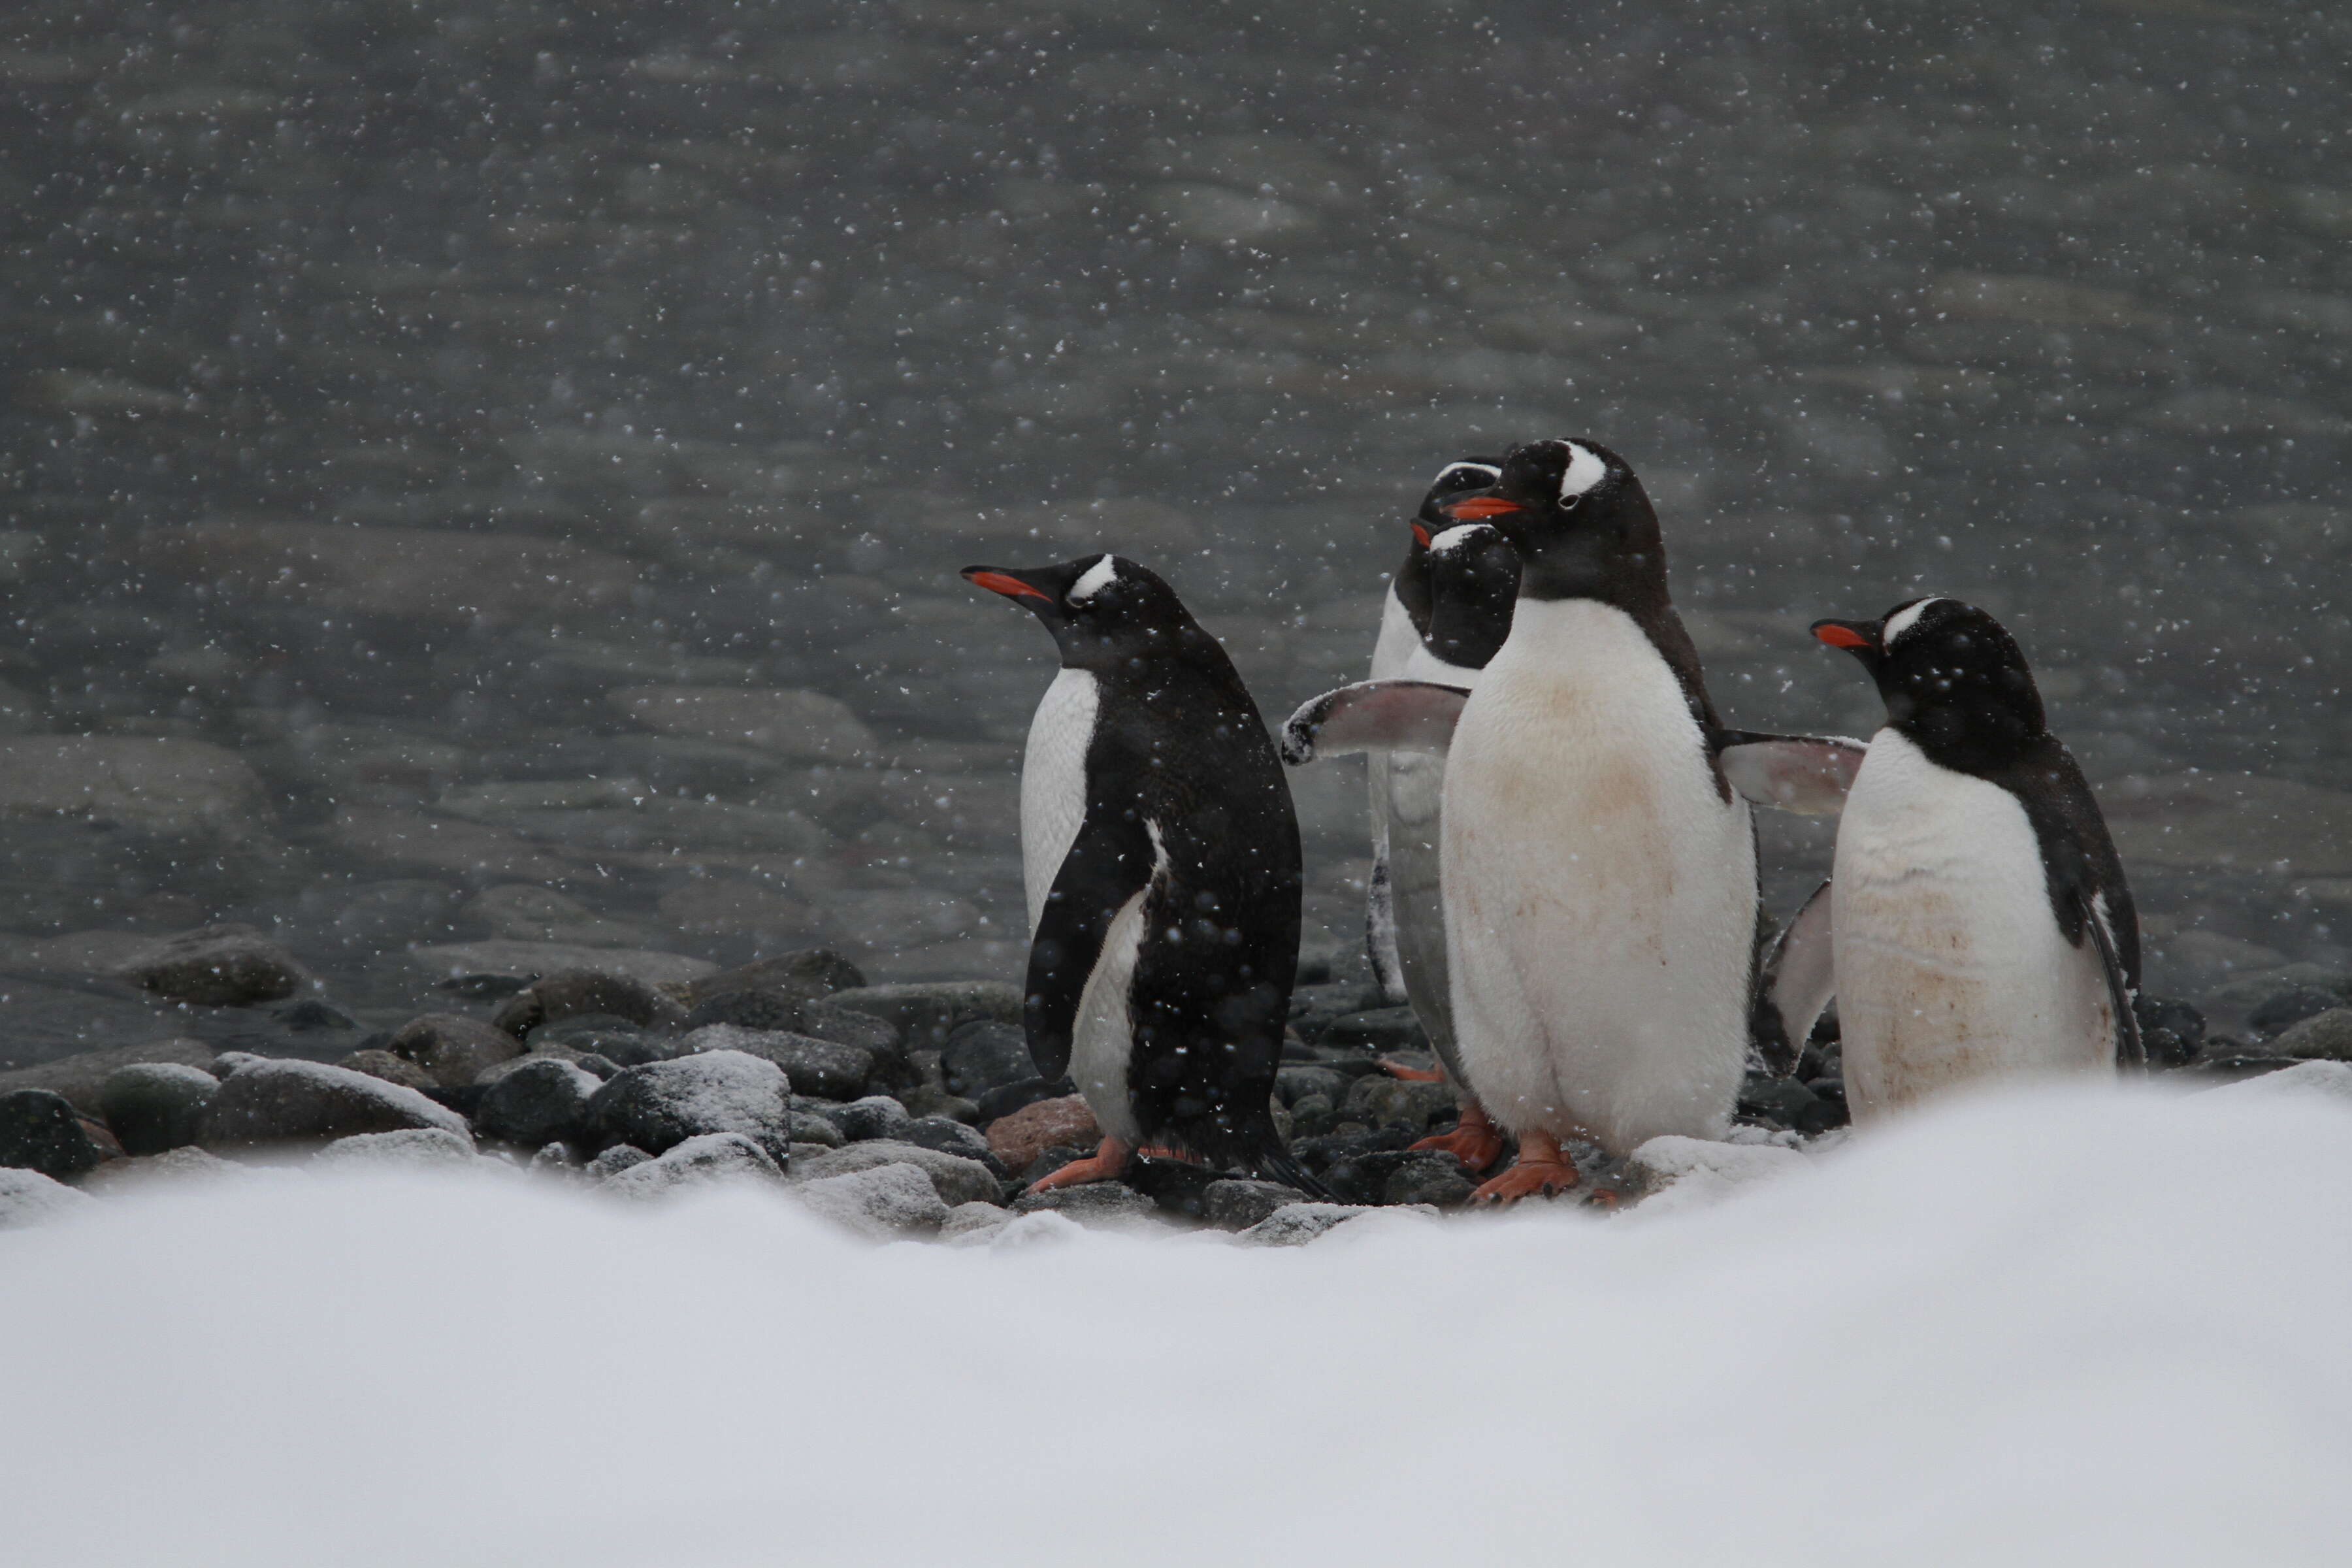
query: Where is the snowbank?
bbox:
[4,1079,2349,1567]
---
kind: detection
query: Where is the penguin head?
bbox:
[1420,522,1520,669]
[962,553,1200,671]
[1396,457,1503,634]
[1434,438,1664,605]
[1812,596,2048,760]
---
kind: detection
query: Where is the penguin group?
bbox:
[966,435,2142,1205]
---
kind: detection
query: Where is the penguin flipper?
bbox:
[1282,679,1469,765]
[2078,888,2146,1070]
[1755,878,1836,1076]
[1025,813,1157,1082]
[1715,731,1869,815]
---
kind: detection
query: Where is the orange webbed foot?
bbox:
[1022,1136,1134,1193]
[1379,1057,1445,1083]
[1468,1130,1578,1205]
[1407,1101,1507,1173]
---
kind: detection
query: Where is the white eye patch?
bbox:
[1558,442,1607,501]
[1882,596,1946,645]
[1432,460,1501,489]
[1068,554,1119,603]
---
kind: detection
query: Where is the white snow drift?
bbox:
[3,1073,2349,1567]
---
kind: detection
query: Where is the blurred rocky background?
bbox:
[3,0,2350,1079]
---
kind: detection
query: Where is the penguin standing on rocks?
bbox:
[1283,439,1860,1203]
[1365,458,1504,1002]
[963,553,1322,1194]
[1350,519,1521,1173]
[1784,597,2142,1120]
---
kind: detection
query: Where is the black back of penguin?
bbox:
[1814,595,2140,995]
[962,553,1305,1173]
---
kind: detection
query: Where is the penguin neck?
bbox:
[1393,547,1433,638]
[1422,594,1511,670]
[1887,701,2048,779]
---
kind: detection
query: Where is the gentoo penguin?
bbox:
[1375,520,1520,1172]
[1786,596,2142,1120]
[1365,457,1504,1002]
[962,554,1322,1194]
[1282,440,1861,1202]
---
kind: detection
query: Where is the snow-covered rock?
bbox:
[581,1050,794,1161]
[199,1060,469,1150]
[599,1132,783,1199]
[792,1161,949,1239]
[0,1166,93,1229]
[312,1128,477,1171]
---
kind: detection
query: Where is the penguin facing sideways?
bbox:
[1283,439,1863,1203]
[1365,457,1504,1003]
[1356,519,1521,1173]
[962,553,1324,1194]
[1780,596,2142,1121]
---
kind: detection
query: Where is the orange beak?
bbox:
[1812,623,1872,649]
[963,569,1053,604]
[1411,523,1431,547]
[1443,496,1524,520]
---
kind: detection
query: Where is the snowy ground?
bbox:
[5,1074,2349,1567]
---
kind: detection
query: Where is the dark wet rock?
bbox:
[581,1050,794,1160]
[529,1141,585,1175]
[602,1131,785,1196]
[986,1093,1099,1173]
[2250,988,2345,1041]
[314,1126,476,1171]
[1203,1177,1317,1230]
[1275,1064,1348,1107]
[900,1085,981,1123]
[474,1057,602,1147]
[2270,1009,2352,1062]
[827,1094,913,1142]
[533,1015,669,1066]
[1021,1146,1090,1186]
[200,1059,470,1149]
[1383,1152,1478,1208]
[896,1115,1007,1176]
[677,1023,874,1100]
[0,1089,105,1181]
[975,1075,1077,1126]
[0,1166,94,1228]
[825,981,1021,1051]
[0,1037,219,1117]
[1011,1181,1157,1227]
[276,999,359,1032]
[1738,1072,1825,1129]
[1340,1074,1457,1132]
[1324,1007,1429,1053]
[2135,996,2206,1068]
[117,924,310,1007]
[99,1062,218,1154]
[1288,982,1391,1043]
[1117,1156,1227,1218]
[681,949,865,1009]
[940,1021,1034,1100]
[789,1111,845,1148]
[685,989,806,1033]
[389,1013,525,1087]
[583,1145,651,1180]
[790,1141,1000,1207]
[493,968,691,1037]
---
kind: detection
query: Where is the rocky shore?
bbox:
[7,926,2350,1238]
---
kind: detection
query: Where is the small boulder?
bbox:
[1011,1182,1157,1228]
[0,1167,95,1229]
[389,1013,523,1087]
[792,1160,949,1239]
[581,1051,794,1160]
[987,1093,1100,1173]
[492,968,691,1037]
[789,1141,1000,1207]
[0,1089,105,1181]
[80,1145,240,1194]
[0,1038,220,1119]
[828,1094,914,1142]
[676,1023,873,1100]
[475,1057,602,1147]
[1382,1152,1478,1208]
[117,924,310,1006]
[900,1085,981,1124]
[199,1060,470,1150]
[825,981,1022,1051]
[940,1021,1036,1099]
[939,1201,1013,1244]
[584,1144,651,1179]
[313,1127,476,1171]
[1234,1202,1377,1247]
[800,1001,909,1082]
[99,1063,218,1155]
[975,1076,1074,1124]
[2251,987,2346,1040]
[681,949,865,1009]
[1340,1073,1458,1131]
[2270,1007,2352,1062]
[336,1049,438,1092]
[601,1132,783,1198]
[1203,1177,1316,1230]
[896,1115,1006,1175]
[685,990,806,1033]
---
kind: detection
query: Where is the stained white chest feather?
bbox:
[1439,599,1755,1151]
[1831,728,2113,1119]
[1021,666,1097,934]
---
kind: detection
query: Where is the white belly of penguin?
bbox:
[1440,600,1755,1152]
[1832,730,2114,1122]
[1066,887,1148,1146]
[1021,667,1096,934]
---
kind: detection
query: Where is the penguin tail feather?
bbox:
[1250,1147,1337,1201]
